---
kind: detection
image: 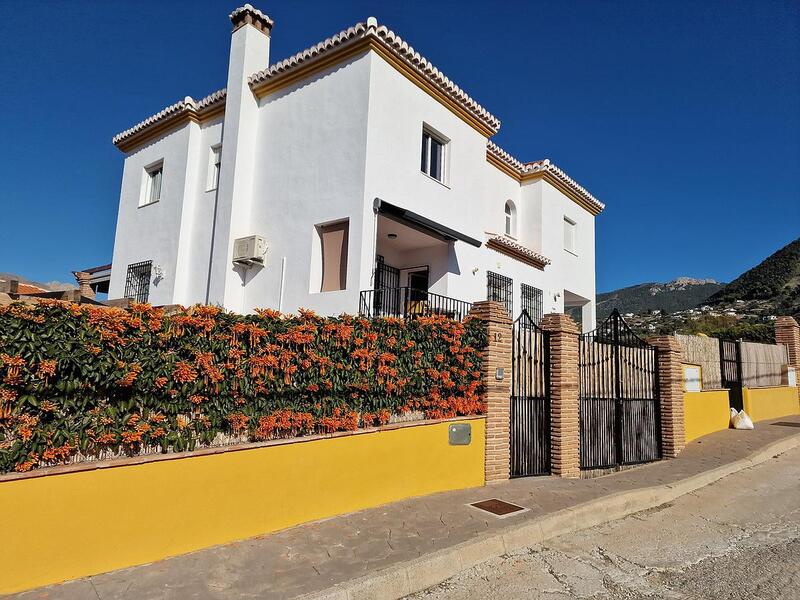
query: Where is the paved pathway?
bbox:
[9,417,800,600]
[408,445,800,600]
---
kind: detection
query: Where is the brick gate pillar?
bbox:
[775,316,800,400]
[469,301,512,483]
[540,313,580,478]
[647,335,685,458]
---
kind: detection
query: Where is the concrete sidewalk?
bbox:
[12,416,800,600]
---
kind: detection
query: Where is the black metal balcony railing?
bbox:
[359,287,473,321]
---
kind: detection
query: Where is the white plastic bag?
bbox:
[731,409,754,430]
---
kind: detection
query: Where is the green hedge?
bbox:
[0,301,486,473]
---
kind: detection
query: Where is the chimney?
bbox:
[229,3,273,36]
[73,271,96,299]
[207,5,273,310]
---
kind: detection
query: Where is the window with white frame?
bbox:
[207,145,222,191]
[141,162,163,207]
[420,127,447,183]
[504,200,516,237]
[563,217,577,254]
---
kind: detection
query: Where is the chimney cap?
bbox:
[230,4,274,35]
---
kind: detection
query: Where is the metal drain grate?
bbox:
[772,421,800,428]
[469,498,527,517]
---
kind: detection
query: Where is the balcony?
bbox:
[359,287,473,321]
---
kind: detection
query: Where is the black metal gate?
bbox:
[510,310,550,477]
[372,255,400,315]
[578,310,661,469]
[719,339,744,411]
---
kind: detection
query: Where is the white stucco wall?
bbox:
[174,118,224,305]
[109,25,598,331]
[360,52,596,329]
[208,24,272,311]
[109,125,193,306]
[242,52,372,315]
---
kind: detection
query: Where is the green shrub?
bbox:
[0,301,486,473]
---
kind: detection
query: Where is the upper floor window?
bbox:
[421,127,448,183]
[504,201,516,237]
[563,217,577,254]
[140,162,163,207]
[207,145,222,191]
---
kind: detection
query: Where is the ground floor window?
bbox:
[124,260,152,303]
[487,271,513,317]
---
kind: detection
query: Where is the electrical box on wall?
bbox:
[233,235,267,266]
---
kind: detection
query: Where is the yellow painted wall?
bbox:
[683,390,730,443]
[743,387,800,422]
[0,418,485,594]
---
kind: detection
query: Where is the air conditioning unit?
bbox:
[233,235,267,265]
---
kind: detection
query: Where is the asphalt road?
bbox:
[408,446,800,600]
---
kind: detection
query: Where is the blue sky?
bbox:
[0,0,797,292]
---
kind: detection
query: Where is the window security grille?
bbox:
[521,283,544,324]
[124,261,152,303]
[487,271,513,317]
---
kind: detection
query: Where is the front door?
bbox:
[406,269,429,316]
[408,270,429,298]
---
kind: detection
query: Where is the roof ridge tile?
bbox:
[487,141,605,213]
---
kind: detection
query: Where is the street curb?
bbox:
[298,432,800,600]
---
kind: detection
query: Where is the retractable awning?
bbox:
[373,198,482,248]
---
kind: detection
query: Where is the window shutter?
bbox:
[150,168,162,203]
[320,221,349,292]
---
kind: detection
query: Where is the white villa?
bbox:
[107,5,604,330]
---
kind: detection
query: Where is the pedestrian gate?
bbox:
[578,310,662,469]
[510,310,550,477]
[719,339,744,412]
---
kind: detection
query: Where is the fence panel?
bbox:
[740,341,788,388]
[676,334,722,389]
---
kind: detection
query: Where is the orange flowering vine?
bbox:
[0,300,486,473]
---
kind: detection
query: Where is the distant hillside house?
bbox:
[107,5,603,330]
[0,279,48,295]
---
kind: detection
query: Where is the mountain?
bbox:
[596,277,724,320]
[708,238,800,316]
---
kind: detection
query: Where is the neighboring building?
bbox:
[108,5,604,330]
[72,264,112,299]
[0,279,49,295]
